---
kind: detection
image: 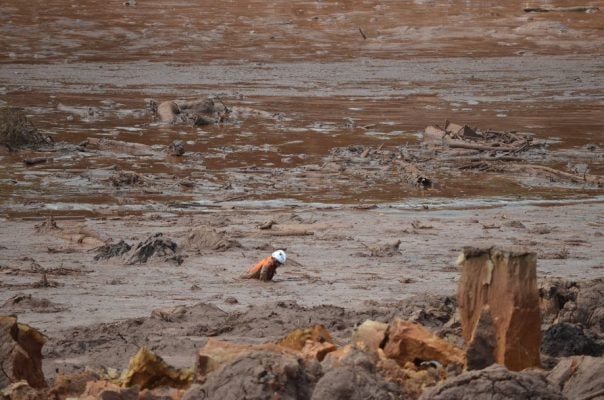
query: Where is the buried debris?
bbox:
[155,98,229,125]
[109,170,146,187]
[423,121,535,153]
[167,140,185,156]
[0,106,53,151]
[364,239,402,257]
[457,247,541,371]
[94,240,132,261]
[126,233,181,265]
[1,294,66,313]
[34,216,61,233]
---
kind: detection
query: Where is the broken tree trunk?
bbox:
[457,247,541,371]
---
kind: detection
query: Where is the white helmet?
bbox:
[272,250,287,264]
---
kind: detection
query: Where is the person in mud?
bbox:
[242,250,286,281]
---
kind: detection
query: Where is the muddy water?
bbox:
[1,0,603,213]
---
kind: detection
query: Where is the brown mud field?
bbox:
[1,0,604,399]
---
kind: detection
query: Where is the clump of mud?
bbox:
[0,105,52,150]
[182,227,241,253]
[109,170,146,187]
[1,294,67,313]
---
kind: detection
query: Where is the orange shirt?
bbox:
[242,256,279,280]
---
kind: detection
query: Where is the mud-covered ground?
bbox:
[1,0,603,382]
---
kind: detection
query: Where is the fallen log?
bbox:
[86,137,155,156]
[446,140,524,153]
[524,6,599,13]
[423,124,532,152]
[23,157,49,166]
[264,230,314,236]
[491,163,603,187]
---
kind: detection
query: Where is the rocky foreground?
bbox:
[2,250,603,400]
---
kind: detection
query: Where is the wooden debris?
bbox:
[358,27,367,40]
[265,229,314,237]
[484,163,603,187]
[258,220,276,230]
[524,6,599,13]
[423,123,532,153]
[86,137,154,156]
[23,157,49,166]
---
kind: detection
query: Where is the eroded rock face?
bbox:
[539,278,604,333]
[382,319,465,368]
[185,351,319,400]
[0,316,46,389]
[195,339,298,381]
[548,356,604,400]
[457,247,541,371]
[420,364,565,400]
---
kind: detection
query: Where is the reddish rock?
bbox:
[0,316,47,389]
[120,347,193,390]
[377,358,444,399]
[382,319,465,368]
[2,381,48,400]
[83,380,138,399]
[278,325,337,361]
[457,247,541,371]
[351,320,388,355]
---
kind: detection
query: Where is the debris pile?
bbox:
[320,121,603,193]
[423,121,534,153]
[126,233,182,265]
[0,106,52,151]
[94,240,132,261]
